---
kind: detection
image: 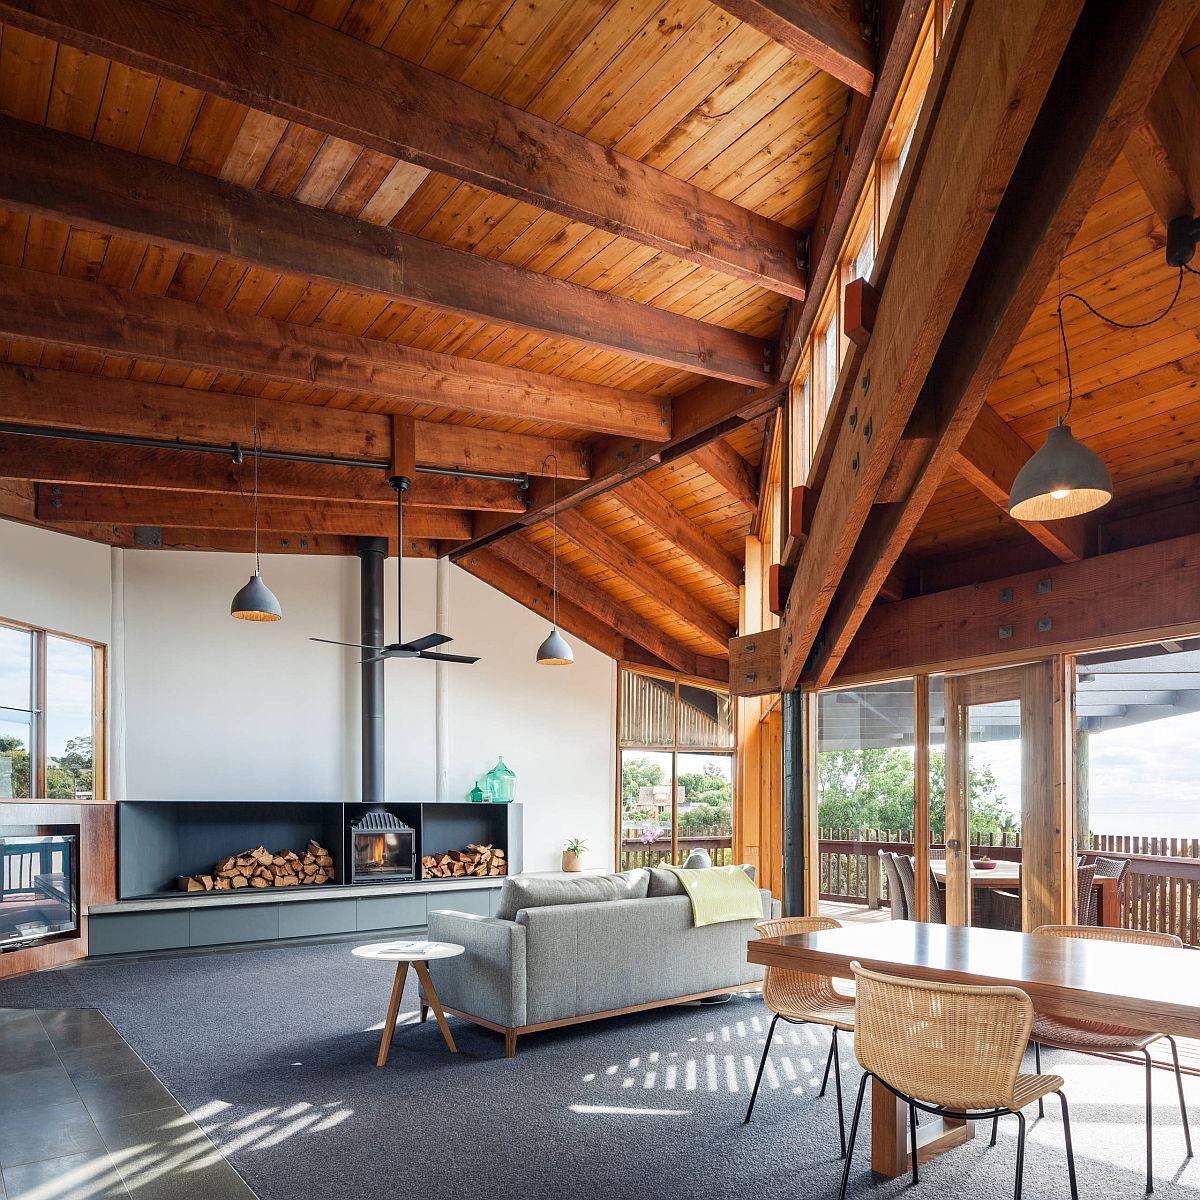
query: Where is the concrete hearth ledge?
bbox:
[89,876,504,915]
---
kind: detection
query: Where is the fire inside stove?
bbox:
[349,809,416,883]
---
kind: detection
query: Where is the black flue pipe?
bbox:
[357,537,387,804]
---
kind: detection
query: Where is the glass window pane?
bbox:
[0,625,32,713]
[45,637,95,800]
[620,670,675,747]
[817,680,916,920]
[619,750,675,869]
[677,683,733,748]
[677,752,732,865]
[0,714,32,799]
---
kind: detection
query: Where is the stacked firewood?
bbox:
[421,843,506,879]
[176,841,335,892]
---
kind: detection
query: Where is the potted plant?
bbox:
[561,838,588,873]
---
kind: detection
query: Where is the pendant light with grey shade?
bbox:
[537,454,573,666]
[231,404,283,622]
[1009,264,1194,522]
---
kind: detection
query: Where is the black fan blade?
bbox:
[418,651,480,664]
[400,632,453,652]
[311,638,373,649]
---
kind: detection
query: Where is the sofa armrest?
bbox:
[423,909,527,1029]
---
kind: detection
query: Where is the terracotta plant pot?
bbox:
[561,849,584,873]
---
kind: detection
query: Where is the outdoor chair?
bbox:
[745,916,854,1156]
[895,854,918,921]
[878,850,907,920]
[841,963,1078,1200]
[1030,924,1192,1193]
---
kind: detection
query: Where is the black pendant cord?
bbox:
[1056,264,1187,423]
[395,481,405,646]
[252,399,261,574]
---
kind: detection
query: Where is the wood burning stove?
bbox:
[0,832,79,951]
[349,808,416,883]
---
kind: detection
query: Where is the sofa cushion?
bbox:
[647,862,756,897]
[495,870,649,922]
[682,848,712,869]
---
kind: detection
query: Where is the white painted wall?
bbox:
[0,519,616,871]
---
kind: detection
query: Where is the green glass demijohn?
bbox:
[484,757,515,803]
[468,780,486,804]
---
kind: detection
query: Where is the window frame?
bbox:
[0,616,106,801]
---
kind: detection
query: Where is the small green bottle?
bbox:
[468,780,485,804]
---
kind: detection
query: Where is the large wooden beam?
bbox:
[953,402,1092,562]
[0,117,771,387]
[70,526,439,558]
[801,0,1198,687]
[0,0,806,300]
[488,534,724,680]
[0,266,669,441]
[615,478,743,591]
[835,528,1200,682]
[36,485,472,540]
[0,363,590,480]
[1125,55,1200,225]
[0,434,526,511]
[708,1,875,93]
[690,440,759,513]
[776,0,930,380]
[555,509,734,655]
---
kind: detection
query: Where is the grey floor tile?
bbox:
[0,1010,43,1033]
[1,1150,129,1200]
[57,1043,148,1083]
[0,1099,105,1169]
[74,1072,178,1124]
[112,1158,254,1200]
[1,1033,61,1074]
[40,1012,124,1053]
[0,1064,80,1116]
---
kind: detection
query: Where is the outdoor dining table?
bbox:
[930,859,1020,888]
[747,919,1200,1178]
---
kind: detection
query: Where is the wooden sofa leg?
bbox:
[505,1030,518,1058]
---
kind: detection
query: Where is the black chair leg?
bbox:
[991,1116,999,1147]
[909,1101,919,1185]
[1014,1110,1027,1200]
[1057,1091,1079,1200]
[839,1073,870,1200]
[1167,1035,1194,1158]
[1146,1047,1155,1194]
[819,1027,835,1097]
[743,1012,780,1125]
[1034,1042,1044,1118]
[831,1027,847,1158]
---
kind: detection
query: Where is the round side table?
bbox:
[353,940,465,1066]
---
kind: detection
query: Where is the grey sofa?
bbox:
[422,867,780,1055]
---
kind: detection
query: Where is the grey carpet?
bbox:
[2,940,1198,1200]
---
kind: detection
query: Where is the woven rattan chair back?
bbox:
[896,855,918,919]
[1034,923,1182,948]
[1075,862,1098,925]
[1091,855,1130,882]
[879,851,907,919]
[756,916,849,1021]
[852,962,1033,1110]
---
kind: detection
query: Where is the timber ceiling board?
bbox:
[906,149,1200,576]
[0,1,846,401]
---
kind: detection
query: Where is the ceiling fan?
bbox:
[311,475,480,666]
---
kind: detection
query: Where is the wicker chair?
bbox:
[840,963,1077,1200]
[878,851,907,920]
[745,916,854,1156]
[896,854,918,920]
[1031,924,1193,1193]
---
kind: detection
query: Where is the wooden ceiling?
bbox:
[0,0,861,682]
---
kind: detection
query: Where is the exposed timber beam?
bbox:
[0,266,669,441]
[487,534,725,681]
[707,0,875,93]
[0,434,527,511]
[0,364,590,480]
[1125,55,1200,225]
[615,478,743,591]
[35,485,472,540]
[0,0,806,300]
[800,0,1198,688]
[0,117,772,387]
[834,528,1200,682]
[953,402,1093,562]
[776,0,930,380]
[72,526,438,557]
[690,440,759,512]
[555,508,735,655]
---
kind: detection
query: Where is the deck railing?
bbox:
[819,828,1200,945]
[619,831,733,870]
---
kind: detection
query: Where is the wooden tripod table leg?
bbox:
[376,960,409,1068]
[414,961,457,1053]
[870,1077,973,1177]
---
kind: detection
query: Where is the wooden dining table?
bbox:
[930,859,1020,888]
[748,920,1200,1178]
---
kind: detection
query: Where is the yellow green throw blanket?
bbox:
[665,865,763,927]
